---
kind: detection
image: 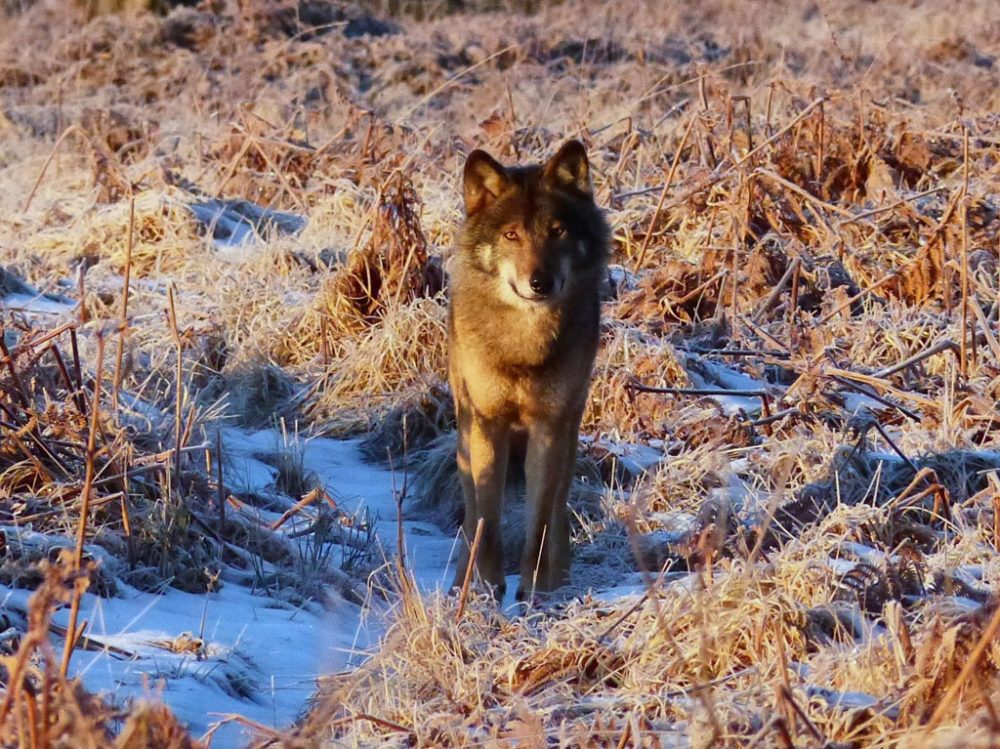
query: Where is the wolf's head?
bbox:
[459,140,608,307]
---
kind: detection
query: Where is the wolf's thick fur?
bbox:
[448,140,609,599]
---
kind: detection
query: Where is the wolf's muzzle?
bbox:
[529,270,555,296]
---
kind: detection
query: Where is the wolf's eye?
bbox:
[549,225,566,239]
[503,230,519,241]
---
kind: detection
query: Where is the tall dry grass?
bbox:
[1,0,999,745]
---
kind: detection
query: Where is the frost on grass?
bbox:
[2,0,1000,746]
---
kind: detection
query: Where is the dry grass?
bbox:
[2,0,1000,745]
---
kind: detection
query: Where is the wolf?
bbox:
[448,140,609,600]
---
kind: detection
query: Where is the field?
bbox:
[1,0,999,746]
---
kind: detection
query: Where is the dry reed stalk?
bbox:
[242,128,309,213]
[269,487,324,531]
[69,329,84,415]
[788,259,801,333]
[959,126,973,376]
[765,82,776,137]
[14,491,124,525]
[971,303,1000,363]
[327,712,415,739]
[622,506,685,662]
[403,44,517,119]
[755,168,853,219]
[814,100,825,182]
[0,629,46,727]
[0,335,30,408]
[202,713,284,743]
[455,517,485,622]
[779,684,825,743]
[628,378,771,409]
[620,98,826,212]
[885,467,937,510]
[212,135,255,197]
[59,330,105,678]
[49,345,85,416]
[825,368,935,410]
[215,429,226,552]
[21,125,83,213]
[166,285,185,494]
[674,268,727,307]
[111,193,135,413]
[733,96,753,158]
[634,114,696,270]
[837,185,948,226]
[815,270,903,325]
[753,257,801,324]
[0,323,76,369]
[991,474,1000,552]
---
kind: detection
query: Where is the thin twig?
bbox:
[166,286,185,495]
[0,322,76,369]
[112,193,136,413]
[270,487,325,531]
[688,346,790,359]
[403,45,517,119]
[753,257,801,324]
[837,185,948,225]
[22,125,83,213]
[614,98,826,209]
[871,420,918,472]
[829,373,923,422]
[874,340,957,379]
[628,378,772,415]
[628,380,770,399]
[60,331,106,678]
[778,684,826,743]
[959,125,973,375]
[755,167,854,218]
[216,430,226,554]
[455,517,485,622]
[634,114,696,270]
[815,270,903,325]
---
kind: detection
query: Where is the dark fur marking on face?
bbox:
[460,152,608,279]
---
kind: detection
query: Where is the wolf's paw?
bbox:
[514,586,540,607]
[451,578,506,603]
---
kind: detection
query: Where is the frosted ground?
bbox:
[2,1,1000,745]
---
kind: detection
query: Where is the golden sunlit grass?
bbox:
[1,0,999,745]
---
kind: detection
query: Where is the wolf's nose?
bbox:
[529,270,555,295]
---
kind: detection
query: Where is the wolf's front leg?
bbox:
[452,402,477,591]
[454,413,510,598]
[519,419,577,599]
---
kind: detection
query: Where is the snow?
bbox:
[684,358,774,415]
[187,199,306,258]
[0,291,76,315]
[57,582,365,744]
[1,265,76,316]
[580,435,662,477]
[0,429,463,748]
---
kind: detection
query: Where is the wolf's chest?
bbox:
[451,306,594,425]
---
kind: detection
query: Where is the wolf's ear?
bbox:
[544,140,592,196]
[463,150,509,215]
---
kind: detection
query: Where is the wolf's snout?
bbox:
[529,270,555,296]
[502,260,562,303]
